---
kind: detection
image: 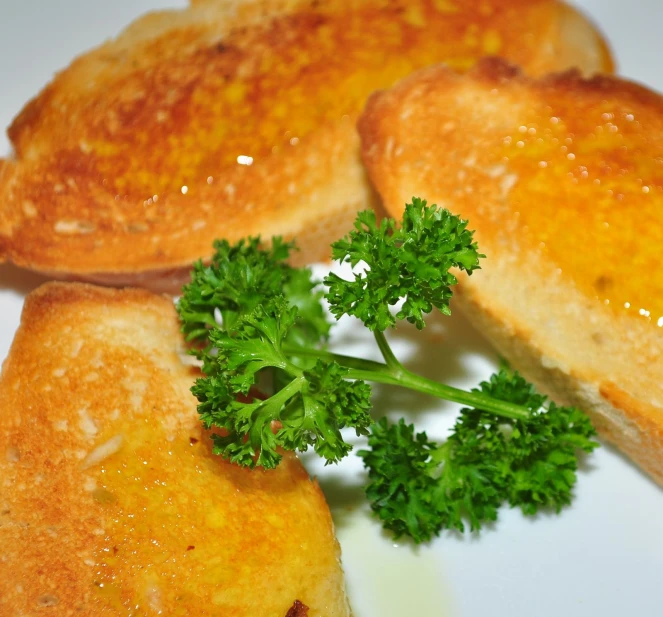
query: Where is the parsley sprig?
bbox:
[178,197,598,541]
[360,371,597,542]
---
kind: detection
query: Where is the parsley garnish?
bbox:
[178,197,598,541]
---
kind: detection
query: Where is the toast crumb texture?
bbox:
[0,0,612,291]
[358,58,663,485]
[0,282,350,616]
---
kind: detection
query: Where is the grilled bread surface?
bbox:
[0,283,350,616]
[0,0,613,291]
[358,58,663,485]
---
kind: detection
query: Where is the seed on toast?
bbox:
[0,282,350,616]
[358,58,663,485]
[0,0,612,291]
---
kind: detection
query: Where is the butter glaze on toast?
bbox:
[358,58,663,485]
[0,0,613,292]
[0,283,350,616]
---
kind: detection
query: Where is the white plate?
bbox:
[1,2,662,615]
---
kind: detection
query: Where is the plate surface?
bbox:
[1,2,662,615]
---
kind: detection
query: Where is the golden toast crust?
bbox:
[0,283,349,616]
[0,0,612,291]
[358,58,663,485]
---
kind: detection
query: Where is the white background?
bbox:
[1,2,662,615]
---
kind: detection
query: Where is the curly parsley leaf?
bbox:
[359,370,598,543]
[324,197,483,331]
[177,236,330,350]
[280,361,373,463]
[191,299,371,469]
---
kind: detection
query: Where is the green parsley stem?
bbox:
[373,330,403,371]
[282,344,531,421]
[261,374,306,409]
[283,344,392,374]
[346,367,531,421]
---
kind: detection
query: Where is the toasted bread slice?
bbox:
[358,58,663,485]
[0,283,350,616]
[0,0,613,292]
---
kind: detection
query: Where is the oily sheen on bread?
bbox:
[0,0,613,292]
[0,283,350,616]
[358,58,663,485]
